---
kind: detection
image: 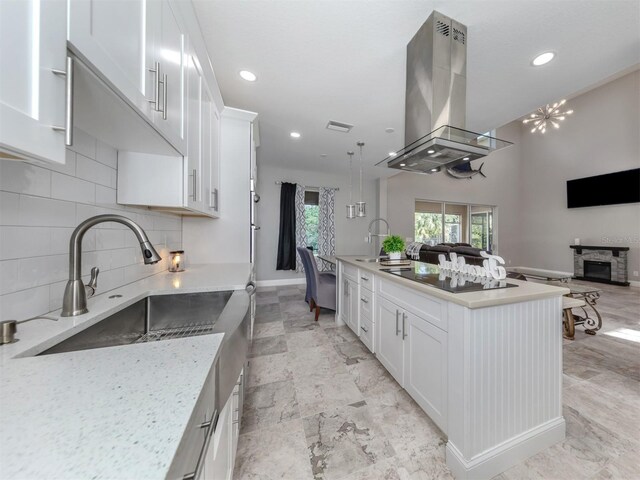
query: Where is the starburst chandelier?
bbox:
[523,99,574,134]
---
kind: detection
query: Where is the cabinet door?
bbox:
[403,311,447,432]
[348,279,359,333]
[375,296,404,384]
[201,86,220,216]
[155,0,186,149]
[68,0,151,116]
[340,278,350,327]
[186,51,202,211]
[209,394,233,480]
[0,0,66,164]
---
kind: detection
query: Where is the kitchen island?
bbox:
[0,264,252,480]
[336,256,569,480]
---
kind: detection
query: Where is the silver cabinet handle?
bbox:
[190,169,197,201]
[51,56,74,146]
[212,188,219,211]
[161,73,168,120]
[360,297,368,304]
[395,309,400,336]
[360,276,369,281]
[148,61,161,111]
[360,325,368,333]
[402,312,407,339]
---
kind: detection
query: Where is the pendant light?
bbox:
[356,141,366,217]
[346,151,356,219]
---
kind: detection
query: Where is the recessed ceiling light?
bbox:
[427,149,435,154]
[389,152,397,157]
[532,52,555,66]
[463,157,470,161]
[430,167,439,172]
[290,131,301,138]
[385,128,395,133]
[239,70,257,82]
[320,154,327,157]
[399,163,406,167]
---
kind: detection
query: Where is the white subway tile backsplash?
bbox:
[0,192,19,225]
[51,172,96,204]
[0,130,182,321]
[96,140,118,169]
[0,161,51,197]
[0,285,50,321]
[0,226,52,260]
[77,154,114,187]
[95,185,117,206]
[19,195,77,227]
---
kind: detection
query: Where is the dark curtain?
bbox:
[276,182,297,270]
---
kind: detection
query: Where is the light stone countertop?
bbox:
[337,256,569,308]
[0,263,252,479]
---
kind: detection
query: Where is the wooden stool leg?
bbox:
[315,305,320,321]
[563,309,575,339]
[309,298,315,312]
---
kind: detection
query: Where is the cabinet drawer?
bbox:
[359,314,374,352]
[378,278,447,331]
[358,270,375,292]
[359,288,373,319]
[343,262,358,282]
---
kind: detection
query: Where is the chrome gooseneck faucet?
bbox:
[367,218,390,244]
[61,214,162,317]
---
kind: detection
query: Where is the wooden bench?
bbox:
[562,296,586,339]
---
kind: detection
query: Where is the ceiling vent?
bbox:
[326,120,354,133]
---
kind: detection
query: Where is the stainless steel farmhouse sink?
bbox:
[38,291,233,356]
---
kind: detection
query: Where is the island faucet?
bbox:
[61,214,162,317]
[367,218,390,244]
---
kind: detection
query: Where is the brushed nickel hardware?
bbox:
[253,193,260,203]
[212,188,219,210]
[360,276,369,281]
[360,325,368,333]
[61,215,161,317]
[148,61,161,111]
[190,169,197,201]
[251,224,260,230]
[360,297,368,303]
[1,316,58,345]
[245,282,256,295]
[395,310,400,335]
[367,218,390,244]
[51,56,74,146]
[197,420,212,429]
[109,294,123,299]
[402,312,407,339]
[162,73,168,120]
[85,267,99,297]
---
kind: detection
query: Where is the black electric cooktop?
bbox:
[380,262,517,294]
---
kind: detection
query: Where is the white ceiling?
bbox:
[193,0,640,177]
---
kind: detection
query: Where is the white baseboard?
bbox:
[255,278,306,288]
[446,417,566,480]
[629,280,640,288]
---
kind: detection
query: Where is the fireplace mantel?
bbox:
[570,245,629,252]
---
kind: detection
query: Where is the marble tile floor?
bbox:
[234,282,640,480]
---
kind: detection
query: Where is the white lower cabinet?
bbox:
[375,295,405,384]
[201,369,244,480]
[403,310,447,432]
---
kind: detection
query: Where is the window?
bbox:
[414,200,496,251]
[304,190,319,252]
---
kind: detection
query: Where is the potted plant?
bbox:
[382,235,406,260]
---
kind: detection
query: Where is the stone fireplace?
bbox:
[571,245,630,286]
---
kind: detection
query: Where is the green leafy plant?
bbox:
[382,235,405,254]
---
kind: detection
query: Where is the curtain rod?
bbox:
[275,181,339,191]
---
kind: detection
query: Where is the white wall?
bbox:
[255,163,378,282]
[518,70,640,277]
[385,121,524,266]
[0,129,182,322]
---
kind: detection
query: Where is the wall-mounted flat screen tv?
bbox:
[567,168,640,208]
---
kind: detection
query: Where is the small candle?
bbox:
[169,250,185,272]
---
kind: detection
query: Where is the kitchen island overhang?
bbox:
[335,256,569,480]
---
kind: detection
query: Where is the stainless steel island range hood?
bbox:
[379,11,512,174]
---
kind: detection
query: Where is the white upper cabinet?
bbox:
[0,0,67,164]
[202,86,221,215]
[186,50,203,211]
[68,0,150,117]
[68,0,186,154]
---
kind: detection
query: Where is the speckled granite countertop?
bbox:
[0,263,252,479]
[337,256,569,308]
